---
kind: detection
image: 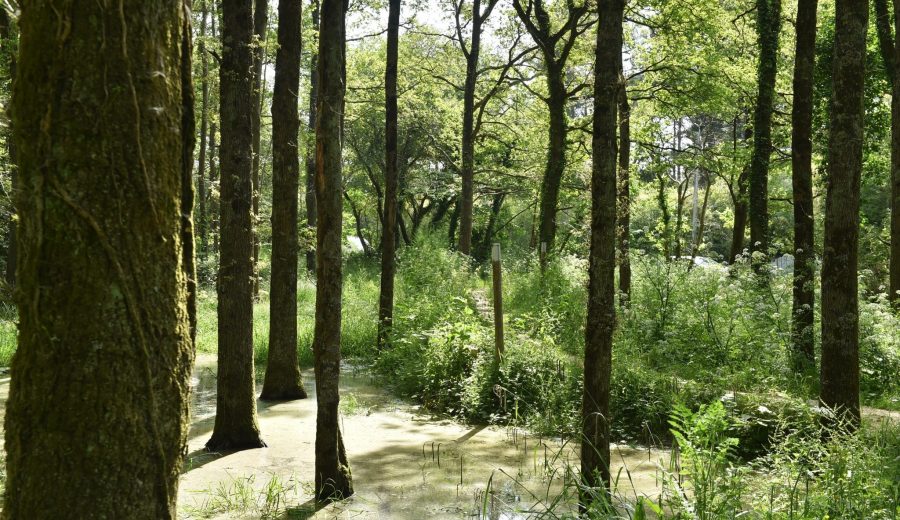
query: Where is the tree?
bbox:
[207,0,266,451]
[617,72,631,306]
[262,0,308,401]
[314,0,354,501]
[251,0,268,296]
[820,0,867,429]
[306,0,321,274]
[874,0,900,305]
[790,0,817,370]
[748,0,781,258]
[1,8,16,287]
[3,1,195,516]
[198,0,211,260]
[457,0,500,255]
[512,0,592,259]
[378,0,401,350]
[582,0,620,496]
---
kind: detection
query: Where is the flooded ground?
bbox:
[178,355,670,519]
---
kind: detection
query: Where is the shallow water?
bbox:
[178,355,670,519]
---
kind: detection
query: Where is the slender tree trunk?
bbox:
[582,0,621,497]
[210,121,219,255]
[207,0,266,451]
[3,2,195,517]
[314,0,353,502]
[617,87,631,306]
[458,0,484,256]
[477,192,506,259]
[262,0,307,401]
[820,0,866,430]
[875,0,900,305]
[690,172,712,259]
[1,10,16,287]
[657,173,672,259]
[305,0,320,274]
[378,0,400,350]
[198,1,210,261]
[748,0,782,257]
[538,65,568,260]
[250,0,267,297]
[791,0,817,370]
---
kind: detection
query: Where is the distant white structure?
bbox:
[345,235,368,253]
[771,254,794,272]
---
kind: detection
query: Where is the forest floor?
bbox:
[176,354,670,519]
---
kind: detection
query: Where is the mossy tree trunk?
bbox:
[820,0,867,430]
[790,0,817,371]
[378,0,400,351]
[582,0,621,498]
[314,0,353,502]
[262,0,307,401]
[208,0,266,451]
[3,1,196,517]
[748,0,781,258]
[305,0,320,275]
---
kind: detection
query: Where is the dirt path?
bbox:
[178,355,668,519]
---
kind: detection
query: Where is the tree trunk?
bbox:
[458,0,485,256]
[582,0,621,497]
[538,65,568,260]
[251,0,267,297]
[617,87,631,306]
[210,121,220,255]
[820,0,866,429]
[198,1,210,261]
[875,0,900,305]
[305,0,320,275]
[748,0,782,257]
[1,10,16,287]
[3,2,195,517]
[314,0,353,502]
[791,0,817,370]
[378,0,400,350]
[262,0,307,401]
[207,0,266,451]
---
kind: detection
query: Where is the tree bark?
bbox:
[748,0,782,257]
[207,0,266,451]
[378,0,400,350]
[617,85,631,306]
[1,10,16,287]
[820,0,866,429]
[3,2,195,517]
[251,0,267,297]
[198,1,210,261]
[791,0,817,370]
[582,0,621,497]
[306,0,320,275]
[314,0,353,502]
[262,0,307,401]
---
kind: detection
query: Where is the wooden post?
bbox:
[539,241,547,269]
[492,243,504,363]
